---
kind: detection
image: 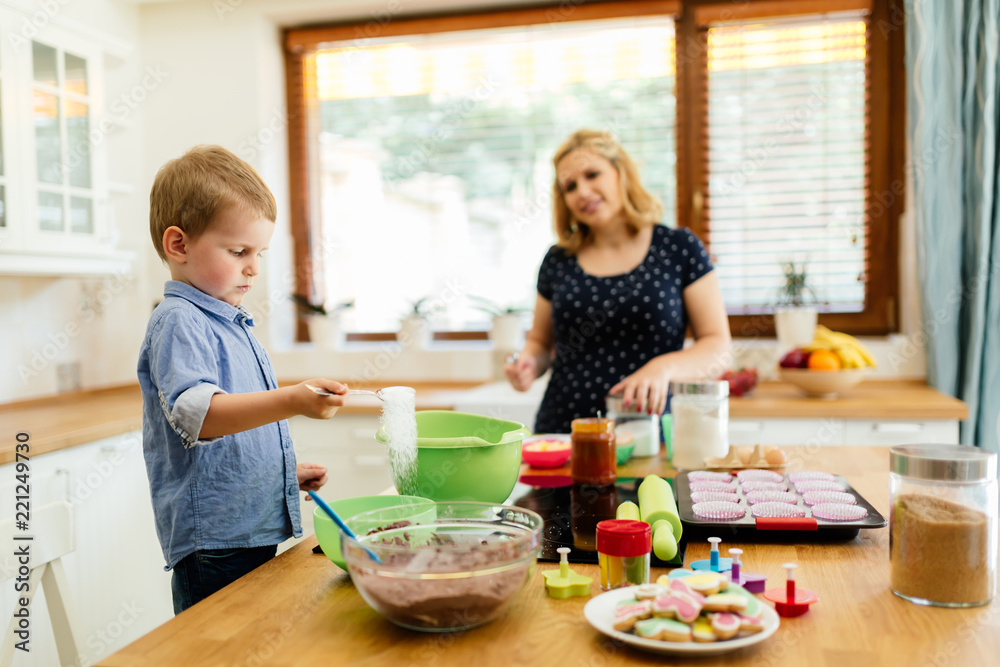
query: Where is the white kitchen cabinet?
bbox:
[287,414,393,541]
[0,432,172,666]
[729,417,960,447]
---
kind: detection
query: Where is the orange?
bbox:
[807,349,842,371]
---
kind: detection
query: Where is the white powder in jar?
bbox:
[670,399,728,470]
[379,386,418,493]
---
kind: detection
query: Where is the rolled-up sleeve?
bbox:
[148,308,227,448]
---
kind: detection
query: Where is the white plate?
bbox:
[583,588,780,657]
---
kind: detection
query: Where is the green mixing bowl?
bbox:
[313,494,431,570]
[375,410,530,503]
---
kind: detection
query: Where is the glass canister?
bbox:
[889,444,997,607]
[668,380,729,470]
[570,417,616,486]
[606,395,660,457]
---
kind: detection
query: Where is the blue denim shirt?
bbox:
[138,281,301,569]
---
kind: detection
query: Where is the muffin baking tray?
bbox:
[675,470,886,540]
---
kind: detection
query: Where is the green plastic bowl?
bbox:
[616,441,635,465]
[375,410,530,503]
[313,495,430,570]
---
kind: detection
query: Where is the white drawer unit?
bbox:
[729,418,846,447]
[843,419,960,446]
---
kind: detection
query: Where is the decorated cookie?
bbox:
[710,612,742,640]
[691,617,717,642]
[612,600,652,631]
[682,572,727,596]
[738,613,765,634]
[634,584,664,600]
[652,592,703,623]
[633,617,693,642]
[667,578,706,602]
[702,593,748,613]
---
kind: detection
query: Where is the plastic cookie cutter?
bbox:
[764,563,819,617]
[543,547,593,599]
[726,548,768,593]
[691,537,733,572]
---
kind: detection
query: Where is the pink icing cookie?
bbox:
[612,600,652,631]
[652,592,703,623]
[710,612,742,639]
[668,578,706,603]
[738,613,765,633]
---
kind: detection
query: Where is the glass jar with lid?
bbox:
[889,444,997,607]
[605,394,660,457]
[570,417,616,486]
[668,380,729,470]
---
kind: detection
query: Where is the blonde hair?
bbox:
[149,145,277,262]
[552,130,663,254]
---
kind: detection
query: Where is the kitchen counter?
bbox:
[0,379,967,465]
[100,445,999,666]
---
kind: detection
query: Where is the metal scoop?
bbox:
[305,385,414,400]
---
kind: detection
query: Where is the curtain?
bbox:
[906,0,999,452]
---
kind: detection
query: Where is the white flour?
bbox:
[379,386,418,493]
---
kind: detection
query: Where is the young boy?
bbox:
[138,145,348,614]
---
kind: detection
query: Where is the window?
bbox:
[285,0,903,339]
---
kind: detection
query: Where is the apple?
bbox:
[779,348,811,369]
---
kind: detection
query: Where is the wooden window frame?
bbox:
[284,0,904,342]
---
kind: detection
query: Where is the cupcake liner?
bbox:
[745,490,799,505]
[794,480,847,493]
[801,491,857,506]
[692,501,746,520]
[788,471,836,482]
[736,469,784,483]
[690,491,741,504]
[811,503,867,521]
[739,480,789,493]
[750,502,808,518]
[687,471,734,483]
[689,481,738,494]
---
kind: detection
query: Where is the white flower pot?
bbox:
[774,306,818,350]
[398,316,432,350]
[489,313,524,353]
[308,316,344,350]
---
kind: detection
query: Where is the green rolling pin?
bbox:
[616,501,641,521]
[637,474,683,545]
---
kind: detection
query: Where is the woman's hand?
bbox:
[609,357,672,416]
[504,352,540,392]
[298,462,329,494]
[293,379,347,419]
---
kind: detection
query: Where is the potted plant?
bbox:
[398,297,441,350]
[468,296,531,353]
[292,295,354,350]
[773,261,817,350]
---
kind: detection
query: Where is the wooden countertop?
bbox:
[0,379,967,466]
[100,445,1000,666]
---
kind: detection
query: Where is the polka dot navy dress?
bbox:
[534,225,713,434]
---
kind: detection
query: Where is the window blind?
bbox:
[702,12,869,314]
[306,16,678,332]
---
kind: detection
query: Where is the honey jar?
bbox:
[571,417,616,486]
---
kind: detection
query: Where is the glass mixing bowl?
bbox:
[341,501,543,632]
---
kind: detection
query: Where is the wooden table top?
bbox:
[100,446,999,667]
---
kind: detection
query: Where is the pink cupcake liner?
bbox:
[687,471,734,483]
[690,491,741,504]
[745,490,799,505]
[690,481,738,493]
[801,491,857,506]
[750,502,807,518]
[794,480,846,493]
[811,503,867,521]
[692,501,746,520]
[739,480,789,493]
[736,469,785,483]
[788,471,836,482]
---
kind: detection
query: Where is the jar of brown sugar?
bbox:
[890,444,997,607]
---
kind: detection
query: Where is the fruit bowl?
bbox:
[341,501,543,632]
[779,368,870,399]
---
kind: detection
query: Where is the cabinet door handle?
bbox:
[872,423,924,433]
[351,455,387,467]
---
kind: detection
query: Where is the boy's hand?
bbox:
[298,462,328,495]
[294,379,348,419]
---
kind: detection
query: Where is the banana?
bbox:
[814,325,877,368]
